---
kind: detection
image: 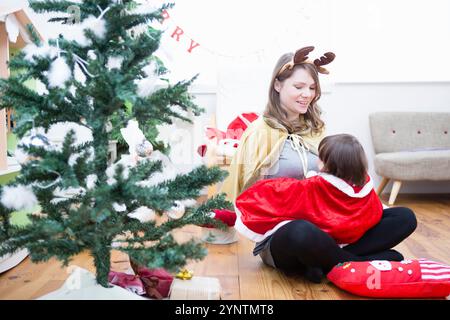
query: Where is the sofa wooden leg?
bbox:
[389,181,402,205]
[376,177,390,196]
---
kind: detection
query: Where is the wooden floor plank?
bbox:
[0,194,449,300]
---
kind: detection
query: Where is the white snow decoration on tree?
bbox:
[14,132,52,164]
[136,77,158,98]
[69,85,77,96]
[51,187,86,204]
[35,79,49,96]
[48,57,71,88]
[142,62,157,77]
[87,50,97,60]
[0,185,38,211]
[135,62,159,98]
[113,203,127,212]
[85,174,98,190]
[131,0,161,15]
[64,16,107,47]
[127,206,156,223]
[106,160,131,186]
[68,147,95,167]
[23,43,59,63]
[135,151,177,188]
[106,56,124,70]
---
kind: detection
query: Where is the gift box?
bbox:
[130,261,174,299]
[136,267,174,299]
[108,271,146,296]
[169,276,221,300]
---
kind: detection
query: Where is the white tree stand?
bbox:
[38,266,147,300]
[201,227,238,245]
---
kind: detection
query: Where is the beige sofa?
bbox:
[369,112,450,205]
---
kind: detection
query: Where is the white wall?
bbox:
[321,82,450,193]
[20,0,450,193]
[331,0,450,82]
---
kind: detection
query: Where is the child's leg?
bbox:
[269,220,360,277]
[343,207,417,258]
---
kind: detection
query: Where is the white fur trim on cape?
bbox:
[318,173,374,198]
[234,204,292,243]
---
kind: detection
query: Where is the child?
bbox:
[234,134,383,245]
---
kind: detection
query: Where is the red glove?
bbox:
[202,209,236,228]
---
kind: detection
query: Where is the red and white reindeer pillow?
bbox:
[327,258,450,298]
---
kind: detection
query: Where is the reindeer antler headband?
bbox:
[277,46,336,76]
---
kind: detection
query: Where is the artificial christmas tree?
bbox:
[0,0,230,291]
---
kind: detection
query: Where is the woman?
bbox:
[220,46,417,283]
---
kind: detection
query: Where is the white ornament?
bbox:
[128,206,155,222]
[166,199,197,220]
[48,57,72,89]
[1,185,38,211]
[135,139,153,157]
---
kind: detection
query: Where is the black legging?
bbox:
[269,207,417,277]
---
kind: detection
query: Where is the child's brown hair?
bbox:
[318,134,368,186]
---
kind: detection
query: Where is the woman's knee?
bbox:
[394,207,417,235]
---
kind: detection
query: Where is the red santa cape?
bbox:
[234,173,383,244]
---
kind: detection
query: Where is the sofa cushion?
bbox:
[369,112,450,154]
[375,149,450,180]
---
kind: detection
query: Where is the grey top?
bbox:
[254,137,319,268]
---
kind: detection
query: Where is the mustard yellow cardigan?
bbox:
[220,117,325,201]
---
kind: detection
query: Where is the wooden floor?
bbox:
[0,194,449,300]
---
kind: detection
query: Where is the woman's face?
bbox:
[274,67,317,121]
